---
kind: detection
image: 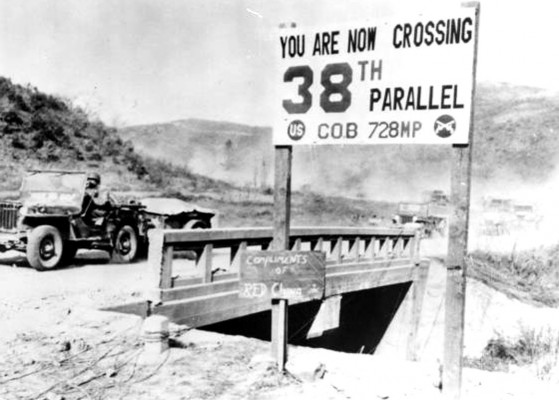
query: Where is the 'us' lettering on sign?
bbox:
[274,7,478,145]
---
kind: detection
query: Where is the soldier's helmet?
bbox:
[86,172,101,189]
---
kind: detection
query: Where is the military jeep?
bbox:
[0,170,149,271]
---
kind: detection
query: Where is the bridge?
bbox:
[108,225,430,359]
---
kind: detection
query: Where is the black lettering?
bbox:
[331,123,342,139]
[382,89,392,111]
[378,122,388,138]
[331,31,340,54]
[462,18,473,43]
[393,87,404,110]
[435,21,445,45]
[318,123,329,139]
[349,27,377,52]
[347,123,358,138]
[448,19,461,44]
[428,86,439,110]
[367,27,377,50]
[424,21,435,46]
[313,33,322,55]
[280,36,288,58]
[453,85,464,108]
[416,87,427,110]
[370,59,382,80]
[321,32,331,55]
[405,88,415,110]
[441,85,452,109]
[393,25,403,48]
[369,88,381,111]
[402,24,412,48]
[413,23,424,47]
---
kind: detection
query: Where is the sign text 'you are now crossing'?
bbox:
[274,8,478,145]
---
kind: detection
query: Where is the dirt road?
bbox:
[1,240,559,399]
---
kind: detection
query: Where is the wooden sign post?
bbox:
[272,145,292,370]
[443,3,480,399]
[273,5,480,394]
[239,248,326,371]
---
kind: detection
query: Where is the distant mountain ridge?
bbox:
[119,83,559,202]
[119,118,273,190]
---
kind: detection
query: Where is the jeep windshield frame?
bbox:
[20,170,86,213]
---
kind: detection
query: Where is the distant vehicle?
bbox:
[0,170,215,271]
[512,203,541,229]
[480,197,516,235]
[422,190,450,206]
[141,197,215,230]
[392,202,447,238]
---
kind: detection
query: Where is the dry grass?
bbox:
[466,245,559,306]
[465,327,559,380]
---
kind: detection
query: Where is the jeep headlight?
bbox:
[19,206,28,216]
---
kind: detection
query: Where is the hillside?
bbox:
[0,77,231,195]
[119,83,559,203]
[0,77,395,227]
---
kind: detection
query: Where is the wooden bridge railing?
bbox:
[144,226,425,328]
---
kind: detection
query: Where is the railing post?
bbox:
[230,241,248,271]
[291,238,302,251]
[331,237,343,264]
[379,237,390,258]
[349,237,360,261]
[364,237,375,260]
[394,237,404,257]
[197,244,214,283]
[312,237,324,252]
[148,229,173,291]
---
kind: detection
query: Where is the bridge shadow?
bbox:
[202,282,411,354]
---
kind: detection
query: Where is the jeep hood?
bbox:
[20,171,86,213]
[140,197,215,216]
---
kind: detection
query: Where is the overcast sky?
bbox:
[0,0,557,127]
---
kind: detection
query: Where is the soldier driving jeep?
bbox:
[82,172,114,227]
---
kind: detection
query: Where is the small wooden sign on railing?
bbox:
[239,250,326,301]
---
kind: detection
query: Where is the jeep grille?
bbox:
[0,201,21,231]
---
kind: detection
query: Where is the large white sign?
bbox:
[274,8,478,145]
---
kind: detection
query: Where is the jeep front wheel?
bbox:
[27,225,64,271]
[111,225,138,263]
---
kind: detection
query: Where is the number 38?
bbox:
[282,63,352,114]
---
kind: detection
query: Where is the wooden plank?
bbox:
[173,272,238,288]
[160,279,240,302]
[161,226,415,247]
[111,260,416,326]
[153,291,270,328]
[326,264,415,296]
[326,258,411,275]
[166,259,410,303]
[443,3,480,399]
